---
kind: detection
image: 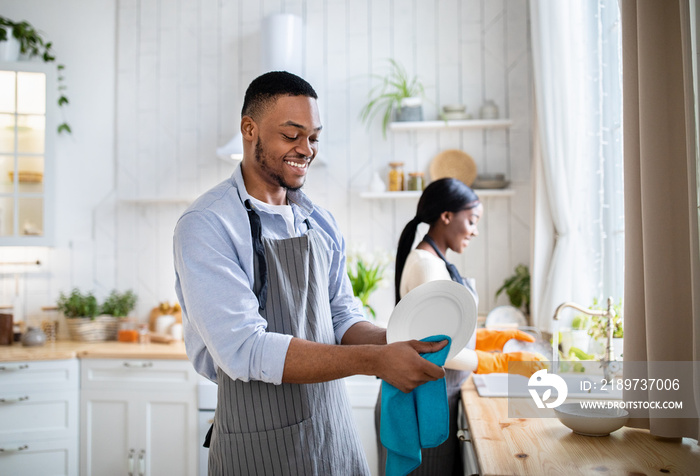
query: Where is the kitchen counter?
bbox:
[0,340,188,362]
[461,375,700,475]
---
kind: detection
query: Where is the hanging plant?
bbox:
[0,16,71,134]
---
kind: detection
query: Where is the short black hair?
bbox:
[241,71,318,120]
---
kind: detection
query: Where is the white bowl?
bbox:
[554,403,629,436]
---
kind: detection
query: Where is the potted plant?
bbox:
[360,59,425,138]
[101,290,138,318]
[346,251,389,320]
[0,15,71,134]
[57,288,112,342]
[100,289,138,340]
[0,17,20,61]
[495,264,531,318]
[586,298,623,359]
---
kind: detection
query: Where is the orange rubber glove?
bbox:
[475,328,535,352]
[475,350,547,377]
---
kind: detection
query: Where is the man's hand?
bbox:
[475,328,535,352]
[475,350,547,377]
[375,340,448,393]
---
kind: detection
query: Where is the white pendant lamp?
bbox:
[217,13,303,163]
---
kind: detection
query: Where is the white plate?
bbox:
[485,305,527,328]
[386,280,477,361]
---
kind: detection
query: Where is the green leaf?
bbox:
[57,123,71,134]
[58,95,69,106]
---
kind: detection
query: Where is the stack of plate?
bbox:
[442,104,469,121]
[472,173,509,189]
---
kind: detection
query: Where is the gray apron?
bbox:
[375,236,475,476]
[208,202,370,475]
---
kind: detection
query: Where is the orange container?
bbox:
[118,329,139,343]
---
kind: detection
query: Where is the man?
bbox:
[173,71,446,475]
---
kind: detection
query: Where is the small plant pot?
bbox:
[395,97,423,122]
[66,315,120,342]
[0,27,20,61]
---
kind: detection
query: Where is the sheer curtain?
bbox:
[530,0,624,332]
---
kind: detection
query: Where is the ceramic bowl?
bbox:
[554,403,629,436]
[442,104,466,113]
[476,173,505,181]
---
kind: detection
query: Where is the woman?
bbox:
[375,178,545,476]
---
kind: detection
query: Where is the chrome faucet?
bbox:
[553,297,618,381]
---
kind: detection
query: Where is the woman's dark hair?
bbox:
[394,178,480,303]
[242,71,318,120]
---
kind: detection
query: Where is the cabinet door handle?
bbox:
[123,362,153,368]
[138,449,146,476]
[0,364,29,371]
[0,444,29,453]
[457,428,471,443]
[127,448,135,476]
[0,395,29,403]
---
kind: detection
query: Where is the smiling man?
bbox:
[173,71,447,475]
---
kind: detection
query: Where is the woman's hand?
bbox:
[376,339,448,393]
[474,349,547,377]
[475,328,535,352]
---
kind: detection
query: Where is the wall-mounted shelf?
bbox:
[388,119,512,132]
[360,189,514,199]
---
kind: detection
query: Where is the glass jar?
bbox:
[138,324,151,344]
[118,319,139,343]
[388,162,404,191]
[407,172,424,191]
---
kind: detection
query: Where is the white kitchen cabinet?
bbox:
[80,358,199,476]
[0,62,57,246]
[0,359,79,476]
[344,375,382,476]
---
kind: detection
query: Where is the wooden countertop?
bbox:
[0,340,188,362]
[461,375,700,475]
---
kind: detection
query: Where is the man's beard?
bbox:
[255,137,305,191]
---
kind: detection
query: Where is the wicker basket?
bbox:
[66,315,120,342]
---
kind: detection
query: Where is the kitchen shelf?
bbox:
[388,119,512,132]
[360,189,514,199]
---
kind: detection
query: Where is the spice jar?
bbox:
[138,324,151,344]
[407,172,424,191]
[388,162,405,191]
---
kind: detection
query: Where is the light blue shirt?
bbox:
[173,165,367,385]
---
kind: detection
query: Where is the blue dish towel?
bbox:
[380,335,452,476]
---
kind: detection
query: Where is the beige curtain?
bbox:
[621,0,700,439]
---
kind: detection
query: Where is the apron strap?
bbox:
[244,201,313,311]
[422,234,467,284]
[422,235,479,298]
[244,199,268,311]
[203,422,213,448]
